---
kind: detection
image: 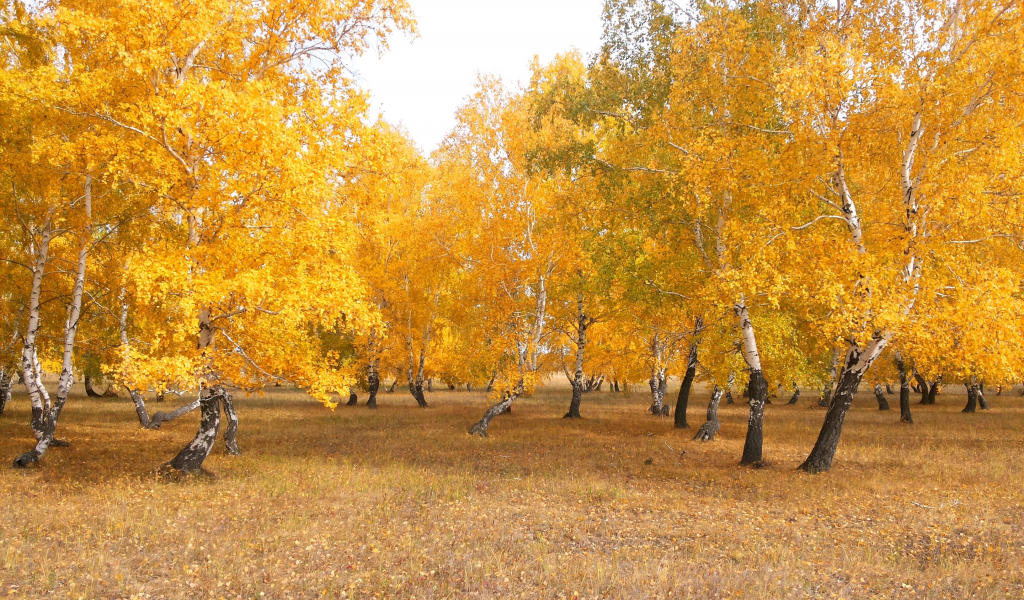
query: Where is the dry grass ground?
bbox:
[0,383,1022,599]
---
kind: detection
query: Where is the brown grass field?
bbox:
[0,382,1022,599]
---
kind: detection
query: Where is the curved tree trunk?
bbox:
[674,333,700,429]
[962,381,978,413]
[346,391,358,406]
[895,353,913,424]
[725,372,735,404]
[694,386,723,442]
[925,379,941,405]
[468,389,518,437]
[874,384,890,410]
[799,336,888,473]
[978,386,989,410]
[165,387,224,474]
[84,375,102,398]
[787,386,800,405]
[147,398,202,429]
[127,386,151,427]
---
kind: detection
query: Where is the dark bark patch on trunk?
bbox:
[674,345,698,429]
[740,370,768,466]
[164,388,224,474]
[787,387,800,405]
[799,362,868,473]
[84,375,102,397]
[564,382,583,418]
[896,357,913,424]
[346,392,358,406]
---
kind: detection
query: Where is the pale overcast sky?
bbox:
[351,0,605,154]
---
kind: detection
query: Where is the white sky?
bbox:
[351,0,605,154]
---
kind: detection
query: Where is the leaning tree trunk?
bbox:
[84,375,102,397]
[468,389,518,437]
[346,391,358,406]
[788,386,800,405]
[127,386,151,427]
[165,387,224,473]
[147,398,202,429]
[895,353,913,424]
[799,335,888,473]
[874,384,890,410]
[977,385,989,410]
[694,386,723,442]
[725,372,735,404]
[674,334,700,429]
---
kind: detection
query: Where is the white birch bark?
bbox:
[21,212,54,439]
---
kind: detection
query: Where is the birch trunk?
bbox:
[15,181,92,467]
[564,296,588,419]
[913,373,928,403]
[164,305,228,472]
[694,386,723,442]
[84,375,102,398]
[165,386,224,473]
[788,386,800,405]
[799,335,888,473]
[674,338,699,429]
[367,355,380,408]
[222,391,240,455]
[20,215,53,441]
[874,384,890,410]
[147,399,201,429]
[962,381,978,413]
[736,300,768,466]
[468,388,518,437]
[0,369,12,415]
[925,379,941,405]
[896,353,913,424]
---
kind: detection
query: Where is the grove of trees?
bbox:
[2,0,1022,474]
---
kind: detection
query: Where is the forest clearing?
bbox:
[1,383,1022,599]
